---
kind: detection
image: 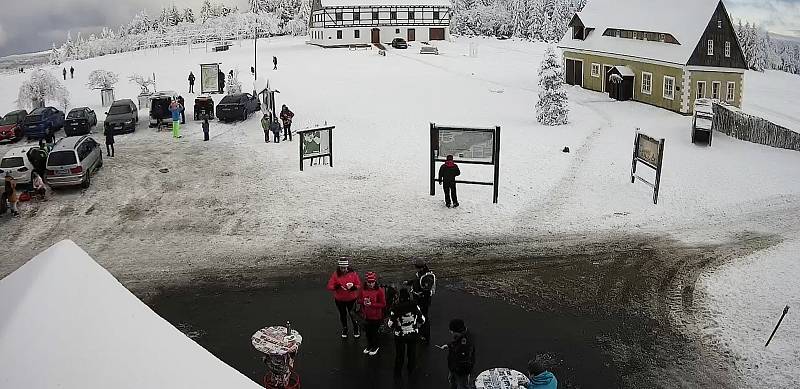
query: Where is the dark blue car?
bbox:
[25,107,65,140]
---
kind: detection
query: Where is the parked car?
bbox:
[65,107,97,136]
[194,96,215,120]
[45,135,102,189]
[24,107,65,140]
[149,91,178,127]
[391,38,408,49]
[0,147,36,185]
[0,110,28,143]
[104,99,138,134]
[215,93,260,122]
[420,46,439,55]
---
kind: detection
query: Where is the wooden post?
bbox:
[329,128,334,168]
[765,305,790,347]
[492,126,501,204]
[299,135,304,172]
[653,138,665,204]
[430,123,436,197]
[630,130,639,184]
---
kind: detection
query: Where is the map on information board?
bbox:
[636,134,661,167]
[302,129,330,157]
[200,63,219,94]
[437,129,494,162]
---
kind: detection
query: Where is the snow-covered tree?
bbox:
[536,46,569,126]
[129,73,156,94]
[183,8,196,23]
[87,70,119,90]
[168,5,183,26]
[49,44,63,65]
[226,69,243,95]
[17,69,70,110]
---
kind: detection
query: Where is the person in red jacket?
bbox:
[327,258,362,338]
[359,272,386,356]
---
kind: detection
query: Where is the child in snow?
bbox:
[520,359,558,389]
[169,100,182,138]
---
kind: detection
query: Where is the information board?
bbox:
[630,130,665,204]
[436,129,495,163]
[200,63,220,94]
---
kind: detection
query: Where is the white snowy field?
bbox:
[1,36,799,387]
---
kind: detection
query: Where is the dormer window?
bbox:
[573,26,585,40]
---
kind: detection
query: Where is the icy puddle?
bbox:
[150,275,618,388]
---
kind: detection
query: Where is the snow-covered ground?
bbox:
[0,36,799,387]
[743,70,800,130]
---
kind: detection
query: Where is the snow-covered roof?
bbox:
[0,240,262,389]
[320,0,451,7]
[559,0,721,65]
[613,65,635,77]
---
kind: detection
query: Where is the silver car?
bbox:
[45,135,103,188]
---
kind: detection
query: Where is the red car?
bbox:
[0,110,27,143]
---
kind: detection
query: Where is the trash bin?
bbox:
[101,88,115,107]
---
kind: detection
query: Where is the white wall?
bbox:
[309,26,450,46]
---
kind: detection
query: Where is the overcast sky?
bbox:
[0,0,798,57]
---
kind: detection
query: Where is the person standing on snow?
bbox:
[202,118,210,141]
[4,174,19,217]
[104,126,115,157]
[188,72,195,93]
[359,272,386,356]
[438,154,461,208]
[388,288,425,377]
[270,118,281,143]
[169,99,182,138]
[218,70,225,94]
[327,258,362,338]
[261,113,271,143]
[280,104,294,141]
[70,66,74,79]
[520,359,558,389]
[62,68,67,80]
[273,56,278,70]
[177,96,186,124]
[405,259,436,344]
[441,319,476,389]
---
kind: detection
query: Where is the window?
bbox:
[434,11,439,19]
[707,39,714,56]
[591,63,600,77]
[354,13,360,21]
[409,11,415,20]
[633,31,638,39]
[372,11,378,19]
[641,72,652,95]
[726,82,736,102]
[659,33,665,42]
[337,30,342,39]
[725,41,731,57]
[355,30,360,38]
[390,11,396,19]
[663,76,675,100]
[697,81,706,99]
[717,20,722,28]
[396,28,400,33]
[712,81,721,100]
[336,11,342,21]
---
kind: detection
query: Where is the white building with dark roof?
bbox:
[308,0,452,46]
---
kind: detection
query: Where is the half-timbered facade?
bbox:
[309,0,452,46]
[558,0,747,114]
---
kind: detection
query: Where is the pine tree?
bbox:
[536,46,569,126]
[201,0,214,23]
[169,5,182,26]
[183,8,196,23]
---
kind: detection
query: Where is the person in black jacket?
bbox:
[105,128,115,157]
[405,259,436,344]
[218,70,225,93]
[442,319,476,389]
[388,288,425,378]
[438,154,461,207]
[188,72,195,93]
[177,96,186,124]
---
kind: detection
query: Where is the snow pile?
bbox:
[0,240,261,389]
[698,240,800,388]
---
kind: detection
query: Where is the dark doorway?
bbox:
[566,59,576,85]
[607,66,635,101]
[429,28,445,40]
[408,28,416,42]
[371,28,380,44]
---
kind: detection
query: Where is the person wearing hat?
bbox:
[358,271,386,356]
[279,104,294,141]
[438,154,461,208]
[326,258,362,338]
[405,259,436,344]
[388,288,425,377]
[440,319,475,389]
[520,358,558,389]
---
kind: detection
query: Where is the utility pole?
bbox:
[253,26,258,83]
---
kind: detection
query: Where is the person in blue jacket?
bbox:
[521,359,557,389]
[169,99,182,138]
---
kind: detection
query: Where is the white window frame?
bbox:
[697,81,706,99]
[591,63,600,78]
[717,20,722,29]
[712,81,721,100]
[663,76,675,100]
[641,72,652,95]
[726,81,735,102]
[725,41,731,58]
[633,31,639,39]
[707,40,714,56]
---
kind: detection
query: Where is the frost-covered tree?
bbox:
[87,70,119,90]
[226,70,243,95]
[536,46,569,126]
[49,44,63,65]
[168,5,183,26]
[129,73,156,94]
[183,8,196,23]
[201,0,214,23]
[17,69,71,110]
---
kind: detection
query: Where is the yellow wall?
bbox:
[688,71,743,108]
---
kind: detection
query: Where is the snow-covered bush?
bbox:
[87,70,119,90]
[226,70,243,95]
[535,46,568,126]
[129,73,156,94]
[17,69,70,110]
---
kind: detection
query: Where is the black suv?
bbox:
[104,99,139,134]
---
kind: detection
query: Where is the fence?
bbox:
[712,102,800,152]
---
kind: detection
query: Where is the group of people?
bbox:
[326,258,558,388]
[1,172,47,218]
[261,105,294,143]
[62,66,74,80]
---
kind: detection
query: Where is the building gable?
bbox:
[687,1,747,69]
